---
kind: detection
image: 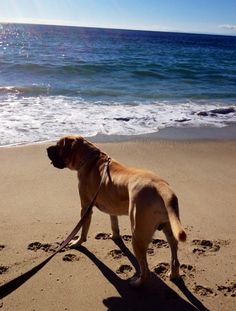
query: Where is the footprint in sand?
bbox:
[193,284,216,297]
[122,235,132,242]
[0,245,5,251]
[192,239,221,255]
[153,263,196,280]
[116,264,133,275]
[108,249,126,259]
[27,241,69,253]
[28,241,58,252]
[62,254,79,262]
[217,282,236,297]
[147,239,169,257]
[0,266,9,275]
[180,264,195,278]
[153,262,170,280]
[147,248,155,256]
[151,238,169,248]
[95,233,110,240]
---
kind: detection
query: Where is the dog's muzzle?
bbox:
[47,145,66,169]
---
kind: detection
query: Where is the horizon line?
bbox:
[0,20,236,37]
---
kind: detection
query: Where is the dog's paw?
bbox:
[169,270,181,281]
[69,237,86,248]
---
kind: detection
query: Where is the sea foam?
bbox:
[0,95,235,146]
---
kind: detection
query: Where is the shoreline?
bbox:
[1,125,236,148]
[90,125,236,143]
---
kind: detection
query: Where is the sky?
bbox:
[0,0,235,35]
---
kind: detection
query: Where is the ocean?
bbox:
[0,23,236,145]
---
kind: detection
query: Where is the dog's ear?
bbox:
[75,136,84,144]
[60,137,74,159]
[61,136,84,159]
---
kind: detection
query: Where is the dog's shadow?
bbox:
[75,239,209,311]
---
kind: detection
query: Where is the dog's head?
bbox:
[47,136,100,170]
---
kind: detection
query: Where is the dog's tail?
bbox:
[163,192,187,242]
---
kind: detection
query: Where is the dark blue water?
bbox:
[0,23,236,145]
[1,23,236,101]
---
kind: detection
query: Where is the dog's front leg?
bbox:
[110,215,121,240]
[69,205,93,248]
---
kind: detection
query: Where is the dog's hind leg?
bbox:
[110,215,121,240]
[130,234,150,287]
[163,223,180,280]
[129,203,156,288]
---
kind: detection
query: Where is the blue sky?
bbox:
[0,0,235,35]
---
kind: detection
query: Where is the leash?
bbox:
[50,155,111,254]
[0,156,111,299]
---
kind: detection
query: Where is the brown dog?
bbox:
[47,136,186,287]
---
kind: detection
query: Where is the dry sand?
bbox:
[0,139,235,310]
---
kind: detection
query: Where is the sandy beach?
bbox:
[0,138,235,310]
